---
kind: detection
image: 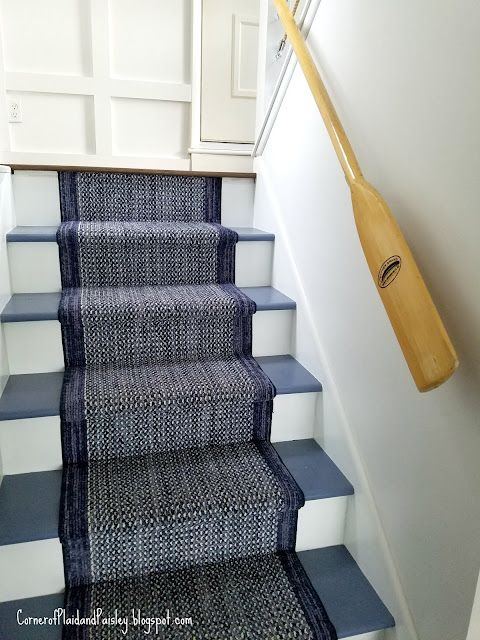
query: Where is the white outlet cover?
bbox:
[8,99,22,123]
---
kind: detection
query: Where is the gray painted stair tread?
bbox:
[0,372,63,421]
[7,226,58,242]
[230,227,275,241]
[0,288,294,323]
[1,293,61,322]
[257,355,322,394]
[0,440,348,546]
[274,440,353,500]
[0,470,62,545]
[299,546,395,638]
[241,286,295,310]
[0,547,394,639]
[0,594,63,640]
[6,226,274,242]
[0,357,320,421]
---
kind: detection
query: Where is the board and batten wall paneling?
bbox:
[0,0,192,170]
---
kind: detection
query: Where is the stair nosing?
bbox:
[6,226,275,243]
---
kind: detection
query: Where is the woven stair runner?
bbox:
[57,171,336,640]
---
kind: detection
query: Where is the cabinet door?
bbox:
[201,0,260,143]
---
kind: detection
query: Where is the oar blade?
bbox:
[350,180,458,392]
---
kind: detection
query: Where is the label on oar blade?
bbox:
[378,255,402,288]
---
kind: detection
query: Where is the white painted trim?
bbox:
[190,152,254,175]
[254,156,418,640]
[90,0,112,157]
[189,146,253,156]
[5,72,95,95]
[5,73,192,103]
[190,0,203,152]
[1,152,191,171]
[0,165,11,173]
[109,79,191,102]
[254,0,269,140]
[253,0,322,157]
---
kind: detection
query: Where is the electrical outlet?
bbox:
[8,99,22,123]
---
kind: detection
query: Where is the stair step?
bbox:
[257,355,322,394]
[6,227,58,242]
[7,227,275,292]
[0,355,321,422]
[1,289,296,374]
[0,287,295,323]
[229,227,275,241]
[1,293,61,322]
[0,372,63,421]
[0,546,394,640]
[6,226,274,243]
[0,440,352,547]
[299,546,395,638]
[0,439,351,600]
[273,440,354,500]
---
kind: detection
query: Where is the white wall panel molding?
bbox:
[5,72,96,96]
[0,0,92,77]
[0,0,194,167]
[90,0,112,156]
[108,0,191,85]
[109,80,191,103]
[232,13,259,99]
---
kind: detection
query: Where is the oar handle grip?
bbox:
[273,0,363,184]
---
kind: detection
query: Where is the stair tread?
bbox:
[0,372,63,420]
[230,227,275,241]
[242,286,296,310]
[0,356,319,421]
[298,546,395,637]
[0,440,349,546]
[0,287,294,323]
[6,226,274,243]
[6,226,58,242]
[273,440,353,500]
[0,470,61,545]
[257,355,322,394]
[1,292,61,322]
[0,546,394,639]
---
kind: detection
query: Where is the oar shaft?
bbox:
[273,0,363,184]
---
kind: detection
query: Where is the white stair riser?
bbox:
[0,393,317,475]
[0,417,62,475]
[3,310,293,375]
[8,243,62,294]
[7,240,273,294]
[0,496,348,602]
[12,172,256,229]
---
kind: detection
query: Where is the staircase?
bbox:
[0,170,395,639]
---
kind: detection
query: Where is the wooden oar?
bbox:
[273,0,458,391]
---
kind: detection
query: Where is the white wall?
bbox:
[254,2,480,640]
